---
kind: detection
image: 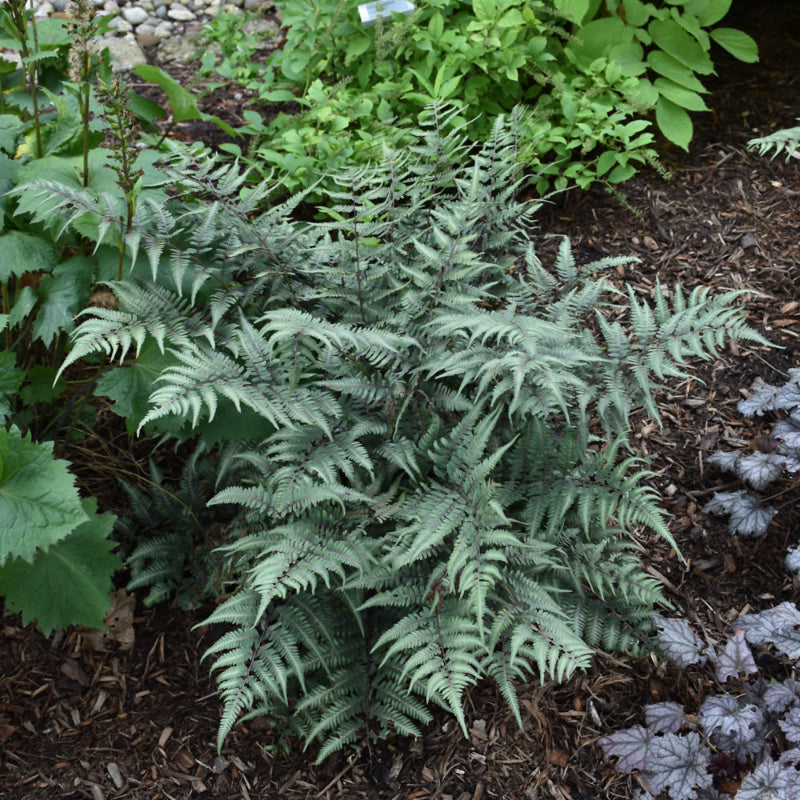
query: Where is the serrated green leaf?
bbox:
[0,351,24,424]
[94,338,179,432]
[33,256,95,345]
[0,426,88,566]
[472,0,496,22]
[0,497,120,634]
[710,28,759,63]
[0,230,58,282]
[19,364,67,405]
[655,95,693,150]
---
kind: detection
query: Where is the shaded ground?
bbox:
[3,2,800,798]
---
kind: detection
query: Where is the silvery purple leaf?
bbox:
[771,626,800,660]
[654,616,707,668]
[775,380,800,411]
[778,746,800,767]
[739,602,800,647]
[772,414,800,450]
[645,702,687,734]
[738,378,781,417]
[699,695,763,747]
[703,491,775,536]
[643,732,712,800]
[707,450,740,473]
[780,706,800,744]
[632,791,655,800]
[734,452,785,490]
[735,757,790,800]
[598,725,653,773]
[763,680,800,714]
[707,630,758,682]
[786,546,800,580]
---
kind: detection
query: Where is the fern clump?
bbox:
[53,104,764,761]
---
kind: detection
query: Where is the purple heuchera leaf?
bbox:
[739,602,800,658]
[655,616,707,668]
[702,491,775,536]
[738,378,782,417]
[707,450,740,473]
[734,452,786,491]
[643,731,712,800]
[645,702,687,734]
[763,680,800,714]
[598,725,653,773]
[780,706,800,744]
[734,757,791,800]
[775,380,800,412]
[706,630,758,683]
[698,695,764,751]
[772,412,800,451]
[779,746,800,767]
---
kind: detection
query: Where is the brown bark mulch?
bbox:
[4,1,800,798]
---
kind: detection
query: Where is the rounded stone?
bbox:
[136,22,156,35]
[103,1,120,12]
[107,16,133,31]
[167,3,195,20]
[122,6,149,24]
[50,0,68,11]
[155,4,168,16]
[153,20,174,36]
[137,33,161,47]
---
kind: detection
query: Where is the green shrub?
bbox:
[200,0,758,195]
[47,105,765,759]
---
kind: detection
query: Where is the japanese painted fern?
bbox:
[51,105,763,760]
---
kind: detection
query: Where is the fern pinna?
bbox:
[52,103,764,760]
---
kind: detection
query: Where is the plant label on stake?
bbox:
[358,0,414,27]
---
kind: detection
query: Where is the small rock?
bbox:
[51,0,68,11]
[104,32,147,69]
[153,20,174,36]
[122,5,149,24]
[155,4,168,15]
[106,16,133,32]
[167,2,195,19]
[137,31,160,46]
[643,235,659,251]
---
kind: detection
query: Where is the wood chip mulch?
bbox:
[4,2,800,798]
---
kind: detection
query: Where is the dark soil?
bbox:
[4,2,800,799]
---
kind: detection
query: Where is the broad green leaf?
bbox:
[655,95,693,150]
[570,17,631,64]
[609,42,647,77]
[710,28,759,63]
[428,11,444,38]
[0,426,88,566]
[554,0,590,23]
[0,230,57,282]
[0,114,24,155]
[94,338,179,432]
[622,0,651,27]
[696,0,732,27]
[472,0,496,22]
[134,64,237,137]
[8,286,37,328]
[648,19,714,74]
[0,351,24,424]
[134,64,204,123]
[19,364,67,405]
[647,50,708,92]
[654,78,709,111]
[0,498,120,634]
[33,256,94,345]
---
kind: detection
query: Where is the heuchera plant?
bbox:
[702,369,800,548]
[600,613,800,799]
